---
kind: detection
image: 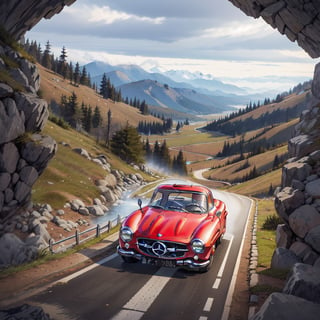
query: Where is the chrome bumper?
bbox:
[117,246,210,269]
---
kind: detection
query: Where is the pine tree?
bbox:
[68,62,74,84]
[58,46,68,79]
[153,141,161,164]
[160,140,170,167]
[144,138,152,161]
[80,66,88,86]
[74,62,81,85]
[42,41,52,69]
[99,73,108,98]
[67,92,80,128]
[92,106,102,128]
[111,124,144,164]
[175,150,187,175]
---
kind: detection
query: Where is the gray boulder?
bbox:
[104,173,118,188]
[289,205,320,239]
[73,148,90,160]
[0,98,25,144]
[275,187,305,222]
[305,225,320,253]
[283,263,320,304]
[251,292,320,320]
[276,224,293,249]
[70,199,86,211]
[0,233,38,267]
[289,242,314,261]
[14,92,49,132]
[305,179,320,199]
[87,205,105,216]
[271,247,301,270]
[282,161,312,187]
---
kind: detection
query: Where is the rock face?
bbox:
[0,1,75,219]
[0,0,76,41]
[254,63,320,318]
[228,0,320,58]
[0,43,57,219]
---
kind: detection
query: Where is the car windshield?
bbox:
[149,189,207,214]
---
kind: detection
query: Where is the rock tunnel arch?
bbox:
[1,1,320,58]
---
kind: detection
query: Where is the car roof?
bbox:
[156,184,211,195]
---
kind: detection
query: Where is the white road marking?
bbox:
[112,267,176,319]
[221,198,254,320]
[55,253,118,284]
[212,278,221,289]
[199,317,208,320]
[203,297,214,312]
[112,310,144,320]
[217,234,234,278]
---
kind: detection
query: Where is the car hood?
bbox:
[136,208,207,242]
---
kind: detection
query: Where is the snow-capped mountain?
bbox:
[118,79,247,115]
[85,60,262,115]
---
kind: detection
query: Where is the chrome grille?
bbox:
[137,238,188,258]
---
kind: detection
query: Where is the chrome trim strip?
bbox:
[117,246,210,269]
[176,259,210,268]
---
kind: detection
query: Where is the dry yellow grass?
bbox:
[38,64,162,129]
[203,145,287,182]
[230,91,309,122]
[225,168,282,196]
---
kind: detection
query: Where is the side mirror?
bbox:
[138,198,142,209]
[216,210,222,218]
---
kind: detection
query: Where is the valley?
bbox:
[36,61,312,204]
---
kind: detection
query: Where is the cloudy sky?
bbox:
[26,0,318,92]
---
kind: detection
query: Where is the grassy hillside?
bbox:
[32,120,157,209]
[230,90,310,122]
[38,64,162,131]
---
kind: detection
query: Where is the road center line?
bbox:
[212,278,221,289]
[112,267,175,319]
[203,297,214,312]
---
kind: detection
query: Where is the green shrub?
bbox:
[49,115,70,129]
[262,214,283,230]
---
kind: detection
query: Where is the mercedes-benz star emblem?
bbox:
[152,241,167,256]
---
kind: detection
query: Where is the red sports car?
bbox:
[117,184,228,272]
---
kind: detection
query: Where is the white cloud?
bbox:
[201,19,273,39]
[66,4,165,25]
[26,0,317,93]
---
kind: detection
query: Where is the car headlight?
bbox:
[120,226,133,242]
[191,239,205,253]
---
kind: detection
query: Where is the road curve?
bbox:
[193,168,232,186]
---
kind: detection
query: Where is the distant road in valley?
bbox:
[193,168,232,186]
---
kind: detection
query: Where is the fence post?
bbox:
[49,238,54,253]
[96,224,100,238]
[117,214,121,226]
[76,229,80,245]
[108,220,111,232]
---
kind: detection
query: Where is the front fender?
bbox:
[192,217,220,247]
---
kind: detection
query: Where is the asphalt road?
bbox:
[24,189,252,320]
